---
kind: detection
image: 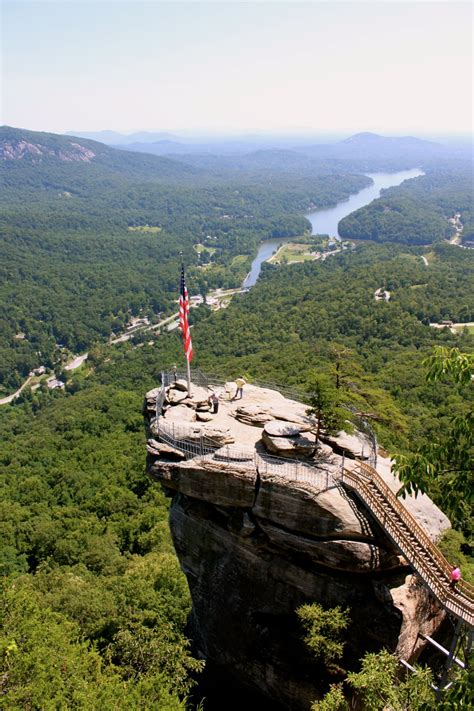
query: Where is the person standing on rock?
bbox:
[234,376,246,400]
[450,565,461,590]
[209,392,219,414]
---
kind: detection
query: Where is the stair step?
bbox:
[348,470,474,625]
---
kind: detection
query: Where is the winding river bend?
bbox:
[243,168,424,288]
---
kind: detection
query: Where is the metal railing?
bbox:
[342,462,474,627]
[159,368,307,403]
[153,419,337,490]
[155,385,167,421]
[160,368,211,390]
[345,404,378,468]
[157,368,378,464]
[149,377,473,625]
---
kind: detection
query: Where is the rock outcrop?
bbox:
[262,429,317,458]
[145,382,450,709]
[1,139,96,162]
[262,420,317,458]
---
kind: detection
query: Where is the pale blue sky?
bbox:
[1,1,472,135]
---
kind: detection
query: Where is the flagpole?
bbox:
[186,358,192,397]
[179,255,193,397]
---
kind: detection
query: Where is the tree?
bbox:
[393,347,473,534]
[0,581,188,710]
[329,344,354,390]
[306,375,347,440]
[311,683,348,711]
[310,650,436,711]
[346,649,434,711]
[297,603,349,670]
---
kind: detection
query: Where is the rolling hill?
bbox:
[0,125,201,188]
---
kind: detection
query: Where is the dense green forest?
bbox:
[339,165,473,245]
[0,382,203,708]
[1,127,473,707]
[1,240,472,706]
[0,127,369,392]
[193,242,473,453]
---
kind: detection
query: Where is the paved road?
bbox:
[110,312,179,344]
[0,376,33,405]
[0,351,89,406]
[64,353,88,370]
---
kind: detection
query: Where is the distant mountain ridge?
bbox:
[0,125,201,185]
[66,129,181,145]
[297,131,444,162]
[81,130,449,169]
[341,131,439,148]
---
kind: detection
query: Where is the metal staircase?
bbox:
[341,461,474,628]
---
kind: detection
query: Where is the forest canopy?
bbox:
[1,127,472,707]
[339,166,472,245]
[0,127,370,392]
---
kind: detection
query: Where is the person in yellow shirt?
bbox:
[234,376,246,400]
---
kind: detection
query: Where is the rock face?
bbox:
[166,388,189,405]
[147,468,448,709]
[264,421,303,437]
[321,430,373,460]
[234,403,314,429]
[262,429,317,458]
[0,138,96,162]
[145,384,450,709]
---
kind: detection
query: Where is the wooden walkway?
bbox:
[342,462,474,628]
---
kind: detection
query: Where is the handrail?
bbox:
[161,368,307,404]
[343,464,474,627]
[150,375,473,625]
[355,462,474,597]
[157,369,378,464]
[153,419,337,491]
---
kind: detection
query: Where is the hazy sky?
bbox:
[1,0,472,135]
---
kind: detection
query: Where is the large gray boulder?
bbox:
[171,424,235,447]
[233,404,274,427]
[146,438,185,460]
[181,385,211,409]
[262,430,316,458]
[264,420,302,437]
[322,430,372,459]
[235,405,313,430]
[172,378,189,392]
[145,386,162,402]
[201,426,235,446]
[167,388,189,405]
[196,411,214,422]
[163,404,196,423]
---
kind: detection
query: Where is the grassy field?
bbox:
[128,225,162,233]
[194,243,217,256]
[230,254,249,267]
[452,323,474,334]
[268,242,320,264]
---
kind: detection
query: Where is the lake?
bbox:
[243,168,424,288]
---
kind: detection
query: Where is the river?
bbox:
[243,168,424,288]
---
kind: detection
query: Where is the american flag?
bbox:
[179,264,193,362]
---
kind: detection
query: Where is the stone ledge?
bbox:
[148,455,257,508]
